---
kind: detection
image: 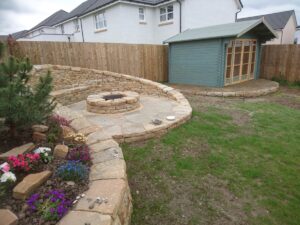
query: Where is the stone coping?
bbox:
[170,79,280,98]
[39,65,193,225]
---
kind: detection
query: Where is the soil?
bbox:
[0,127,33,154]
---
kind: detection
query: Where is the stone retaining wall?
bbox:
[36,65,193,225]
[30,65,175,105]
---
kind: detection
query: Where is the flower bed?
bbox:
[0,115,92,225]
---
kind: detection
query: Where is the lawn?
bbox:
[122,87,300,225]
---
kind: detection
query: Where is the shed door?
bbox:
[225,39,257,86]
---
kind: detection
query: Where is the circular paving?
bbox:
[86,91,140,114]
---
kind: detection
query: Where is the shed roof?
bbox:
[164,19,277,44]
[237,10,296,30]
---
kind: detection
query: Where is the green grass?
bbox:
[123,100,300,225]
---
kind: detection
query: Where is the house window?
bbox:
[95,12,107,30]
[74,20,80,32]
[160,5,173,22]
[60,25,65,34]
[139,8,145,22]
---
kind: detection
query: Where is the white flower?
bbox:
[34,147,51,154]
[0,172,17,183]
[44,153,49,157]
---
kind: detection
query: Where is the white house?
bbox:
[238,10,298,45]
[17,0,243,44]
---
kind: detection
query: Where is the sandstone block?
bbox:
[92,147,124,164]
[76,179,126,217]
[89,159,126,181]
[89,139,119,154]
[0,143,35,160]
[57,211,111,225]
[32,124,49,133]
[13,171,52,200]
[61,125,76,139]
[32,132,47,143]
[54,145,69,158]
[0,209,18,225]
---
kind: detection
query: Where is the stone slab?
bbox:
[57,211,112,225]
[92,147,124,164]
[90,159,126,181]
[87,131,112,145]
[89,139,119,154]
[13,171,52,200]
[70,117,93,132]
[0,143,35,160]
[75,179,126,216]
[78,125,101,136]
[0,209,18,225]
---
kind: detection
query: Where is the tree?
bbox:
[0,41,56,137]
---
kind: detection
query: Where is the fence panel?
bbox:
[260,45,300,82]
[13,41,169,82]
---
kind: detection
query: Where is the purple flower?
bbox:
[26,190,71,221]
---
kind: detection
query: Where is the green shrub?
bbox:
[0,53,56,137]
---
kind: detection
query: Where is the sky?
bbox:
[0,0,299,35]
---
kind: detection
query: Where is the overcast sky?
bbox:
[0,0,299,35]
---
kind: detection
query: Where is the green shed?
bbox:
[165,19,277,87]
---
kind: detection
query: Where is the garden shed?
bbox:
[165,19,277,87]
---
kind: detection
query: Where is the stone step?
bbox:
[13,170,52,200]
[0,143,35,160]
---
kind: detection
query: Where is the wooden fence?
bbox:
[13,41,169,82]
[260,45,300,82]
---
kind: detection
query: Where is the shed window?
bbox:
[160,5,173,22]
[95,12,107,30]
[225,39,257,85]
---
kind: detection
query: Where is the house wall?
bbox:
[21,0,240,44]
[18,34,72,42]
[181,0,238,30]
[266,16,297,45]
[281,16,297,44]
[169,39,224,87]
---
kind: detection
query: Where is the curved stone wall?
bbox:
[31,65,192,225]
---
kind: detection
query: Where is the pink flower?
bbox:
[0,162,10,173]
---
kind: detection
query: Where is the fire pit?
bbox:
[86,91,140,114]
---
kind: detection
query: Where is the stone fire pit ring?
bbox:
[87,91,140,114]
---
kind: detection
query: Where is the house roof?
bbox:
[30,10,69,31]
[164,19,277,43]
[11,30,28,40]
[237,10,296,30]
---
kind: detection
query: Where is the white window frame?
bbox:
[160,5,174,23]
[139,8,145,22]
[73,20,80,32]
[94,12,107,31]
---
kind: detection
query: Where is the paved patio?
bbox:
[67,95,182,139]
[170,79,279,97]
